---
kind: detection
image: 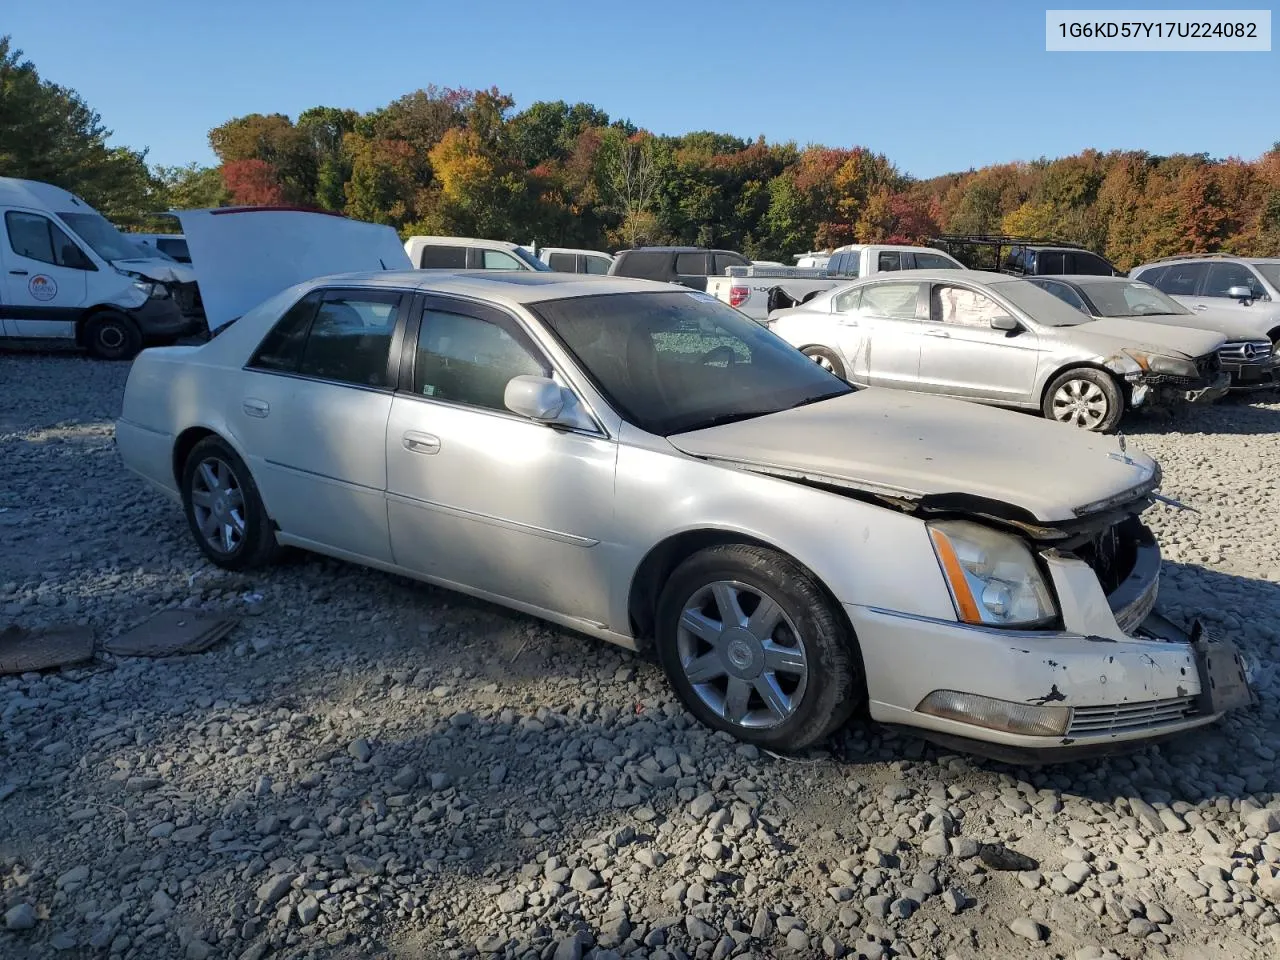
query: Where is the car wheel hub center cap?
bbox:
[721,628,763,678]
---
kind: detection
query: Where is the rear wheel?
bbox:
[1042,367,1124,432]
[802,346,845,379]
[655,544,861,751]
[180,436,279,570]
[84,311,142,361]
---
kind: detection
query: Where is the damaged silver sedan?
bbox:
[767,270,1229,432]
[117,269,1254,760]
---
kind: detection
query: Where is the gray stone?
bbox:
[256,873,292,905]
[786,928,811,952]
[1127,918,1158,938]
[751,905,772,938]
[348,738,372,762]
[497,890,526,913]
[56,865,89,888]
[689,792,717,818]
[686,915,718,941]
[1010,917,1047,942]
[864,894,891,918]
[391,765,418,789]
[570,866,602,891]
[1246,808,1280,834]
[186,941,212,960]
[943,888,967,914]
[4,903,36,931]
[552,936,584,960]
[922,833,950,857]
[297,896,320,924]
[1064,861,1094,885]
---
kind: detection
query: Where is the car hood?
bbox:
[175,209,412,329]
[1062,317,1224,358]
[111,257,197,285]
[668,390,1158,523]
[1103,309,1267,342]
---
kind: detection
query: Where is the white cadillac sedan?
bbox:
[116,269,1254,760]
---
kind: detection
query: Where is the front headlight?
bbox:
[131,280,171,300]
[1122,349,1198,378]
[927,520,1056,627]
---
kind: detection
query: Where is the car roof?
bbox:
[849,268,1015,285]
[305,270,674,305]
[615,246,736,254]
[406,236,522,250]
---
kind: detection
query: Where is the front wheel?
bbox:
[84,311,143,361]
[655,544,862,751]
[1042,368,1124,432]
[180,436,279,570]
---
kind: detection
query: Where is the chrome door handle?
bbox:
[403,431,441,455]
[924,330,950,338]
[1193,304,1208,311]
[242,399,269,418]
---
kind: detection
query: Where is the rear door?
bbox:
[1,209,93,339]
[854,280,928,389]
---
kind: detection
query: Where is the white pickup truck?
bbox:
[707,243,965,320]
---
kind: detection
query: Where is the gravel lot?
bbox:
[2,348,1279,960]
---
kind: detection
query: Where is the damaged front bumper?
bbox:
[1129,370,1231,408]
[850,517,1256,762]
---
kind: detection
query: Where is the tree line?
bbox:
[3,36,1279,269]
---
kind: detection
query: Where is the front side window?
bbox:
[482,249,524,271]
[1035,251,1066,274]
[1027,279,1090,314]
[296,291,401,387]
[547,252,575,271]
[858,282,921,319]
[615,251,669,280]
[1153,262,1208,296]
[1132,265,1167,286]
[1251,262,1280,292]
[1069,252,1116,275]
[532,291,850,436]
[55,212,138,262]
[5,212,92,269]
[418,245,467,269]
[675,252,707,275]
[1204,262,1266,299]
[930,285,1012,326]
[249,290,323,372]
[914,252,961,270]
[584,256,611,275]
[877,251,902,271]
[414,309,550,410]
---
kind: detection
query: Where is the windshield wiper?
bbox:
[788,390,846,410]
[679,410,774,432]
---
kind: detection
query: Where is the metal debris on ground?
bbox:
[103,609,237,658]
[0,622,95,675]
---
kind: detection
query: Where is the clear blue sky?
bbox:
[5,0,1278,178]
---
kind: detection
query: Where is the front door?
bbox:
[385,296,618,625]
[854,281,927,389]
[1184,262,1271,324]
[917,283,1040,402]
[916,281,1044,401]
[233,287,406,562]
[1,209,92,338]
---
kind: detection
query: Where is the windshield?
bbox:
[1076,279,1189,317]
[513,247,553,271]
[990,278,1094,327]
[136,239,178,262]
[57,212,152,262]
[1251,263,1280,292]
[531,291,852,436]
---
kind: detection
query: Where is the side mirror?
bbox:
[1227,285,1254,301]
[504,375,565,421]
[990,315,1019,331]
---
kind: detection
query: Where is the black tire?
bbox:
[802,346,846,379]
[84,311,143,361]
[180,436,279,570]
[655,544,862,751]
[1041,367,1124,433]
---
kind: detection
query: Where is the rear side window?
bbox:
[858,282,921,319]
[249,291,323,372]
[877,251,902,271]
[418,244,467,269]
[584,256,610,275]
[830,253,860,278]
[1069,252,1115,275]
[1035,251,1067,274]
[930,285,1010,326]
[675,252,707,275]
[547,252,575,271]
[614,251,671,280]
[5,211,92,269]
[1156,262,1208,296]
[914,252,960,269]
[296,291,402,388]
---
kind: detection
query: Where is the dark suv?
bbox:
[933,235,1119,277]
[609,247,751,290]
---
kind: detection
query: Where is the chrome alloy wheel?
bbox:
[808,351,836,373]
[676,580,809,729]
[1051,378,1109,429]
[190,457,246,554]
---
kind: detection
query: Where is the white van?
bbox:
[403,235,550,271]
[0,178,203,359]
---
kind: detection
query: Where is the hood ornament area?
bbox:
[1108,432,1137,466]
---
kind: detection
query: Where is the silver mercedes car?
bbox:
[767,270,1229,432]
